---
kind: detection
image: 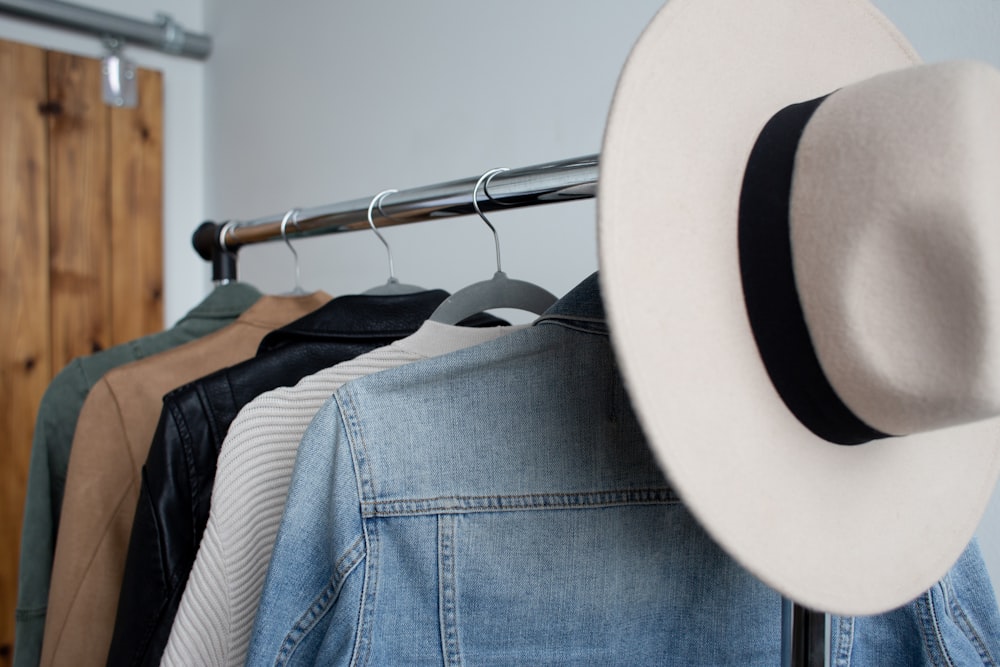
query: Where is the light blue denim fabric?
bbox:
[247,273,1000,666]
[833,539,1000,666]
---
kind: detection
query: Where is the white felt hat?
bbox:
[598,0,1000,615]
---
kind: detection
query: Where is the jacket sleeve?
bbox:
[106,389,205,667]
[41,378,141,667]
[245,395,367,665]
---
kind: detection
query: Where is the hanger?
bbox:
[362,189,427,295]
[429,168,557,324]
[279,208,308,295]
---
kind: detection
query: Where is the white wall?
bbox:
[0,0,207,326]
[203,1,663,304]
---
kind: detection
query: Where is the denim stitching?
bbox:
[439,515,462,666]
[830,616,854,667]
[943,572,998,666]
[362,488,679,517]
[341,387,379,502]
[353,521,379,667]
[929,585,958,667]
[917,587,956,667]
[340,389,380,667]
[534,314,605,325]
[534,317,608,336]
[273,536,366,666]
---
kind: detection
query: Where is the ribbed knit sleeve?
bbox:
[162,347,425,667]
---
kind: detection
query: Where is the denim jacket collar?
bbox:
[534,273,607,334]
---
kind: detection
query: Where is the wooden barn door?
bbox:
[0,38,163,666]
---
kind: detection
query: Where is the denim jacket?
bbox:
[247,273,1000,666]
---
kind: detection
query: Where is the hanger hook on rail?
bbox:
[473,167,510,274]
[367,189,400,284]
[280,208,305,294]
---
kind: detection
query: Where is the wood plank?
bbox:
[110,67,164,343]
[0,39,51,667]
[47,51,112,373]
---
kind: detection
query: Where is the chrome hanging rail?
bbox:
[194,153,599,259]
[0,0,211,60]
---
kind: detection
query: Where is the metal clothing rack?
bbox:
[191,152,828,667]
[191,154,600,281]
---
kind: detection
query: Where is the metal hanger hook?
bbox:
[367,189,400,283]
[280,208,304,293]
[473,168,510,273]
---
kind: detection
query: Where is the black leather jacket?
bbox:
[106,290,505,666]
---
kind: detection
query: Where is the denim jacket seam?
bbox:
[830,615,855,667]
[273,536,366,667]
[438,515,462,667]
[340,388,379,503]
[339,389,380,667]
[534,317,608,337]
[362,488,679,517]
[352,520,379,667]
[918,587,957,667]
[943,574,999,666]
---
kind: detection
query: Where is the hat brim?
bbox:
[598,0,1000,615]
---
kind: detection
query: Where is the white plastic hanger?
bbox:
[362,189,427,295]
[280,208,308,295]
[429,168,557,324]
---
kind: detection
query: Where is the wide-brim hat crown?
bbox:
[598,0,1000,615]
